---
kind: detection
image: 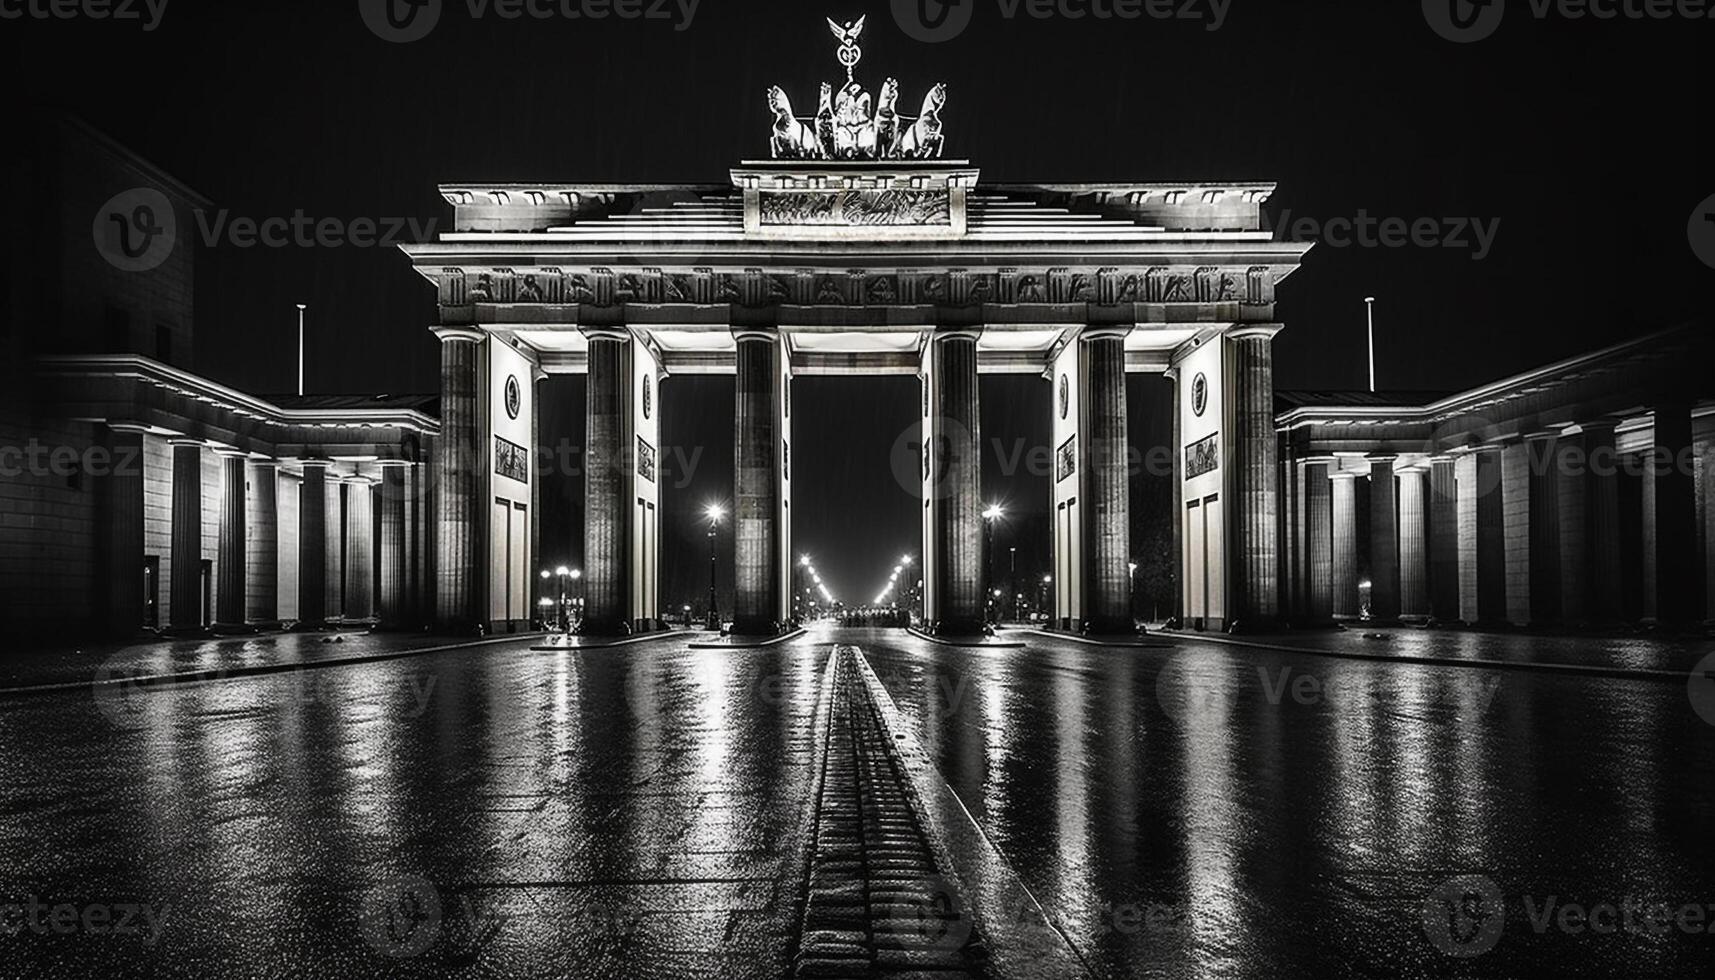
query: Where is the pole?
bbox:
[706,519,718,630]
[1364,296,1376,393]
[296,304,307,397]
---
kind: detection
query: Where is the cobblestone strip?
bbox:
[794,646,987,978]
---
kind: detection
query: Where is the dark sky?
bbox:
[10,0,1707,605]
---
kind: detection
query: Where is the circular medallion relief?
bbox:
[1058,375,1070,420]
[503,375,522,420]
[1191,373,1209,418]
[642,375,653,420]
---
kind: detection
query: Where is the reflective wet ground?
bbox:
[1,626,1712,977]
[864,628,1715,979]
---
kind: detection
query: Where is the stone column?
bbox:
[167,439,205,632]
[928,328,985,635]
[1525,432,1563,626]
[733,327,785,635]
[214,449,248,628]
[1398,465,1430,620]
[1302,460,1335,623]
[324,480,345,622]
[343,478,375,620]
[1499,439,1534,626]
[247,459,279,625]
[1455,448,1507,625]
[1554,434,1588,623]
[378,463,410,628]
[1227,325,1282,628]
[1166,367,1184,624]
[1331,472,1359,619]
[582,327,632,635]
[1582,420,1625,625]
[1652,401,1698,626]
[1427,457,1460,622]
[96,424,148,638]
[1702,441,1715,623]
[1367,455,1400,622]
[1081,326,1132,634]
[298,461,328,627]
[433,326,486,633]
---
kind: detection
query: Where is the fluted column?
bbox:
[298,461,328,627]
[1081,326,1132,634]
[97,424,148,638]
[324,479,345,621]
[1455,447,1507,626]
[582,327,631,635]
[343,478,375,620]
[1227,325,1282,628]
[168,439,204,632]
[1398,465,1430,620]
[1302,460,1335,623]
[1166,367,1184,624]
[733,327,785,635]
[1582,420,1625,625]
[378,464,409,628]
[1525,432,1563,626]
[214,449,248,628]
[434,326,486,633]
[1554,434,1589,623]
[247,459,279,625]
[1367,455,1400,621]
[927,328,984,634]
[1652,401,1698,626]
[1331,472,1359,619]
[1428,457,1460,622]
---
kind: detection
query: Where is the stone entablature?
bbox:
[35,355,436,464]
[1277,325,1712,457]
[420,262,1295,319]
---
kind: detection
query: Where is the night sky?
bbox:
[9,0,1706,608]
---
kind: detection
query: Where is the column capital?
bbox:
[297,458,333,470]
[1079,324,1133,343]
[104,422,153,436]
[166,437,204,450]
[1577,418,1622,435]
[928,325,983,343]
[1367,454,1399,464]
[1329,470,1361,481]
[432,326,486,345]
[579,325,630,343]
[212,446,250,460]
[731,325,781,343]
[1226,323,1284,342]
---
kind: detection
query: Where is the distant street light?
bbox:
[705,504,724,630]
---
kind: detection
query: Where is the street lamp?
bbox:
[982,505,1004,625]
[554,566,572,633]
[705,504,724,630]
[1128,560,1139,628]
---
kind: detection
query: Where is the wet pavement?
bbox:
[1,625,1712,977]
[862,627,1715,979]
[0,631,824,978]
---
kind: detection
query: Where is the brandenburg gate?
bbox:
[402,19,1309,637]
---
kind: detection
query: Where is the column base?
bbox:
[1081,616,1141,638]
[928,617,989,639]
[729,618,785,637]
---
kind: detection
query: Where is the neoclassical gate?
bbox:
[403,24,1308,636]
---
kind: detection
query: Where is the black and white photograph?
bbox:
[2,0,1713,976]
